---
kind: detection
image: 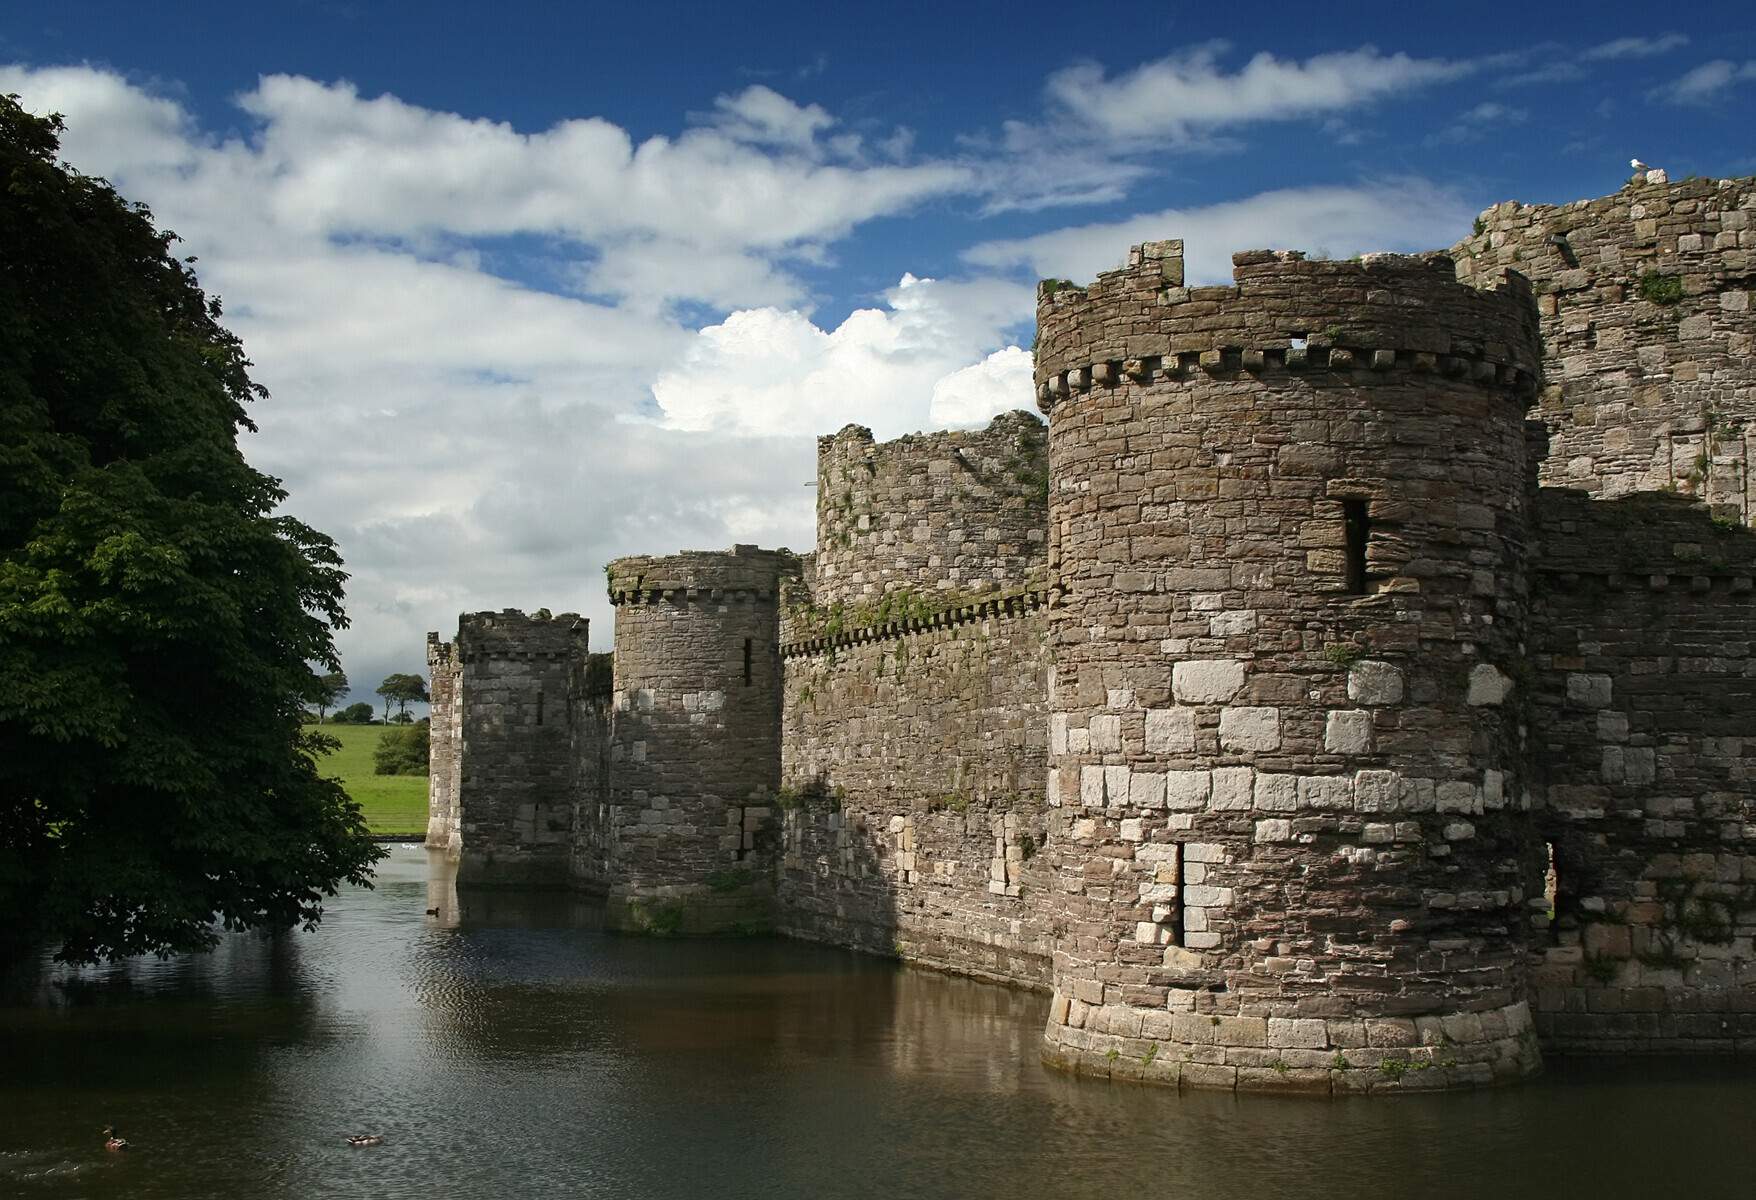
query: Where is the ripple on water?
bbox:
[4,844,1755,1200]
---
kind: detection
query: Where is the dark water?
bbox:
[2,847,1752,1199]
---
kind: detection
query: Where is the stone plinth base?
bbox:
[605,881,774,936]
[1041,999,1542,1095]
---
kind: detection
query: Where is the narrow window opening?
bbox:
[535,686,545,726]
[1543,841,1558,928]
[743,638,753,686]
[1342,499,1370,595]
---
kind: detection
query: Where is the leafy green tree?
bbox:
[334,702,375,725]
[376,672,429,721]
[313,669,349,723]
[373,722,430,776]
[0,96,381,964]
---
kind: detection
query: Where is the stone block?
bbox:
[1173,659,1246,703]
[1129,772,1167,808]
[1219,706,1282,751]
[1325,709,1373,753]
[1347,661,1404,705]
[1467,663,1513,706]
[1567,673,1613,707]
[1267,1018,1329,1049]
[1144,708,1196,753]
[1210,766,1253,810]
[1165,770,1212,810]
[1254,773,1298,811]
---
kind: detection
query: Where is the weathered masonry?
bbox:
[429,173,1756,1094]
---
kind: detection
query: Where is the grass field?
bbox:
[309,723,428,836]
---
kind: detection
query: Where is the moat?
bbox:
[0,845,1748,1198]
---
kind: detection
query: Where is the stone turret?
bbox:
[1033,242,1547,1092]
[431,610,588,885]
[602,545,795,931]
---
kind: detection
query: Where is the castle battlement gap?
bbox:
[430,173,1756,1094]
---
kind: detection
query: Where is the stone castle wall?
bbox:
[449,611,585,885]
[599,547,793,931]
[1454,175,1756,517]
[810,413,1047,609]
[777,595,1056,986]
[1527,489,1756,1051]
[427,174,1756,1093]
[1031,243,1546,1093]
[425,632,462,854]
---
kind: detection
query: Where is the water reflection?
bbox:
[1,845,1752,1199]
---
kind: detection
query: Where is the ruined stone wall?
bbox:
[1031,242,1547,1093]
[603,547,792,931]
[451,611,585,885]
[777,595,1056,987]
[425,632,462,854]
[1527,488,1756,1051]
[567,653,613,892]
[809,412,1047,610]
[1454,175,1756,518]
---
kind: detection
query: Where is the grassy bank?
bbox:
[310,724,428,836]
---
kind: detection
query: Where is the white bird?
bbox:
[1630,158,1649,171]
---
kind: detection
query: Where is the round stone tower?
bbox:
[1033,242,1546,1093]
[602,545,793,932]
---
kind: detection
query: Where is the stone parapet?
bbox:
[810,412,1047,609]
[1454,173,1756,518]
[1035,243,1541,413]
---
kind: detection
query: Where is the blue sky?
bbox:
[3,2,1753,696]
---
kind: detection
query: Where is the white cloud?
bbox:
[1582,33,1690,61]
[0,63,1000,703]
[930,347,1035,427]
[1429,101,1528,145]
[963,180,1477,288]
[1650,59,1756,105]
[1038,43,1472,145]
[708,85,835,151]
[650,274,1034,439]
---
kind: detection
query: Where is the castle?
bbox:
[427,173,1756,1094]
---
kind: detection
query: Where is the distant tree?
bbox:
[334,702,375,725]
[313,669,349,723]
[376,672,429,722]
[0,96,381,965]
[372,722,430,776]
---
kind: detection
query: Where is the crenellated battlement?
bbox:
[811,411,1047,608]
[1034,244,1542,411]
[451,609,587,663]
[607,546,796,605]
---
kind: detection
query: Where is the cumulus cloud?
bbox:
[650,274,1034,439]
[963,180,1477,288]
[1650,59,1756,105]
[929,347,1035,427]
[0,63,1001,702]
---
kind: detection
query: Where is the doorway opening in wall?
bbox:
[1342,499,1370,595]
[743,638,753,686]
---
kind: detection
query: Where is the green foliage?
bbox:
[0,97,381,963]
[629,899,685,937]
[1581,953,1620,984]
[375,671,429,721]
[705,867,758,894]
[1638,271,1684,306]
[1039,278,1078,297]
[1322,643,1364,667]
[333,701,375,725]
[313,669,349,722]
[1141,1043,1158,1066]
[1472,216,1488,237]
[372,722,430,776]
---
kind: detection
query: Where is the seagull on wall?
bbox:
[1630,158,1649,171]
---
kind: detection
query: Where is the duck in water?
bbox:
[102,1126,128,1152]
[346,1134,385,1147]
